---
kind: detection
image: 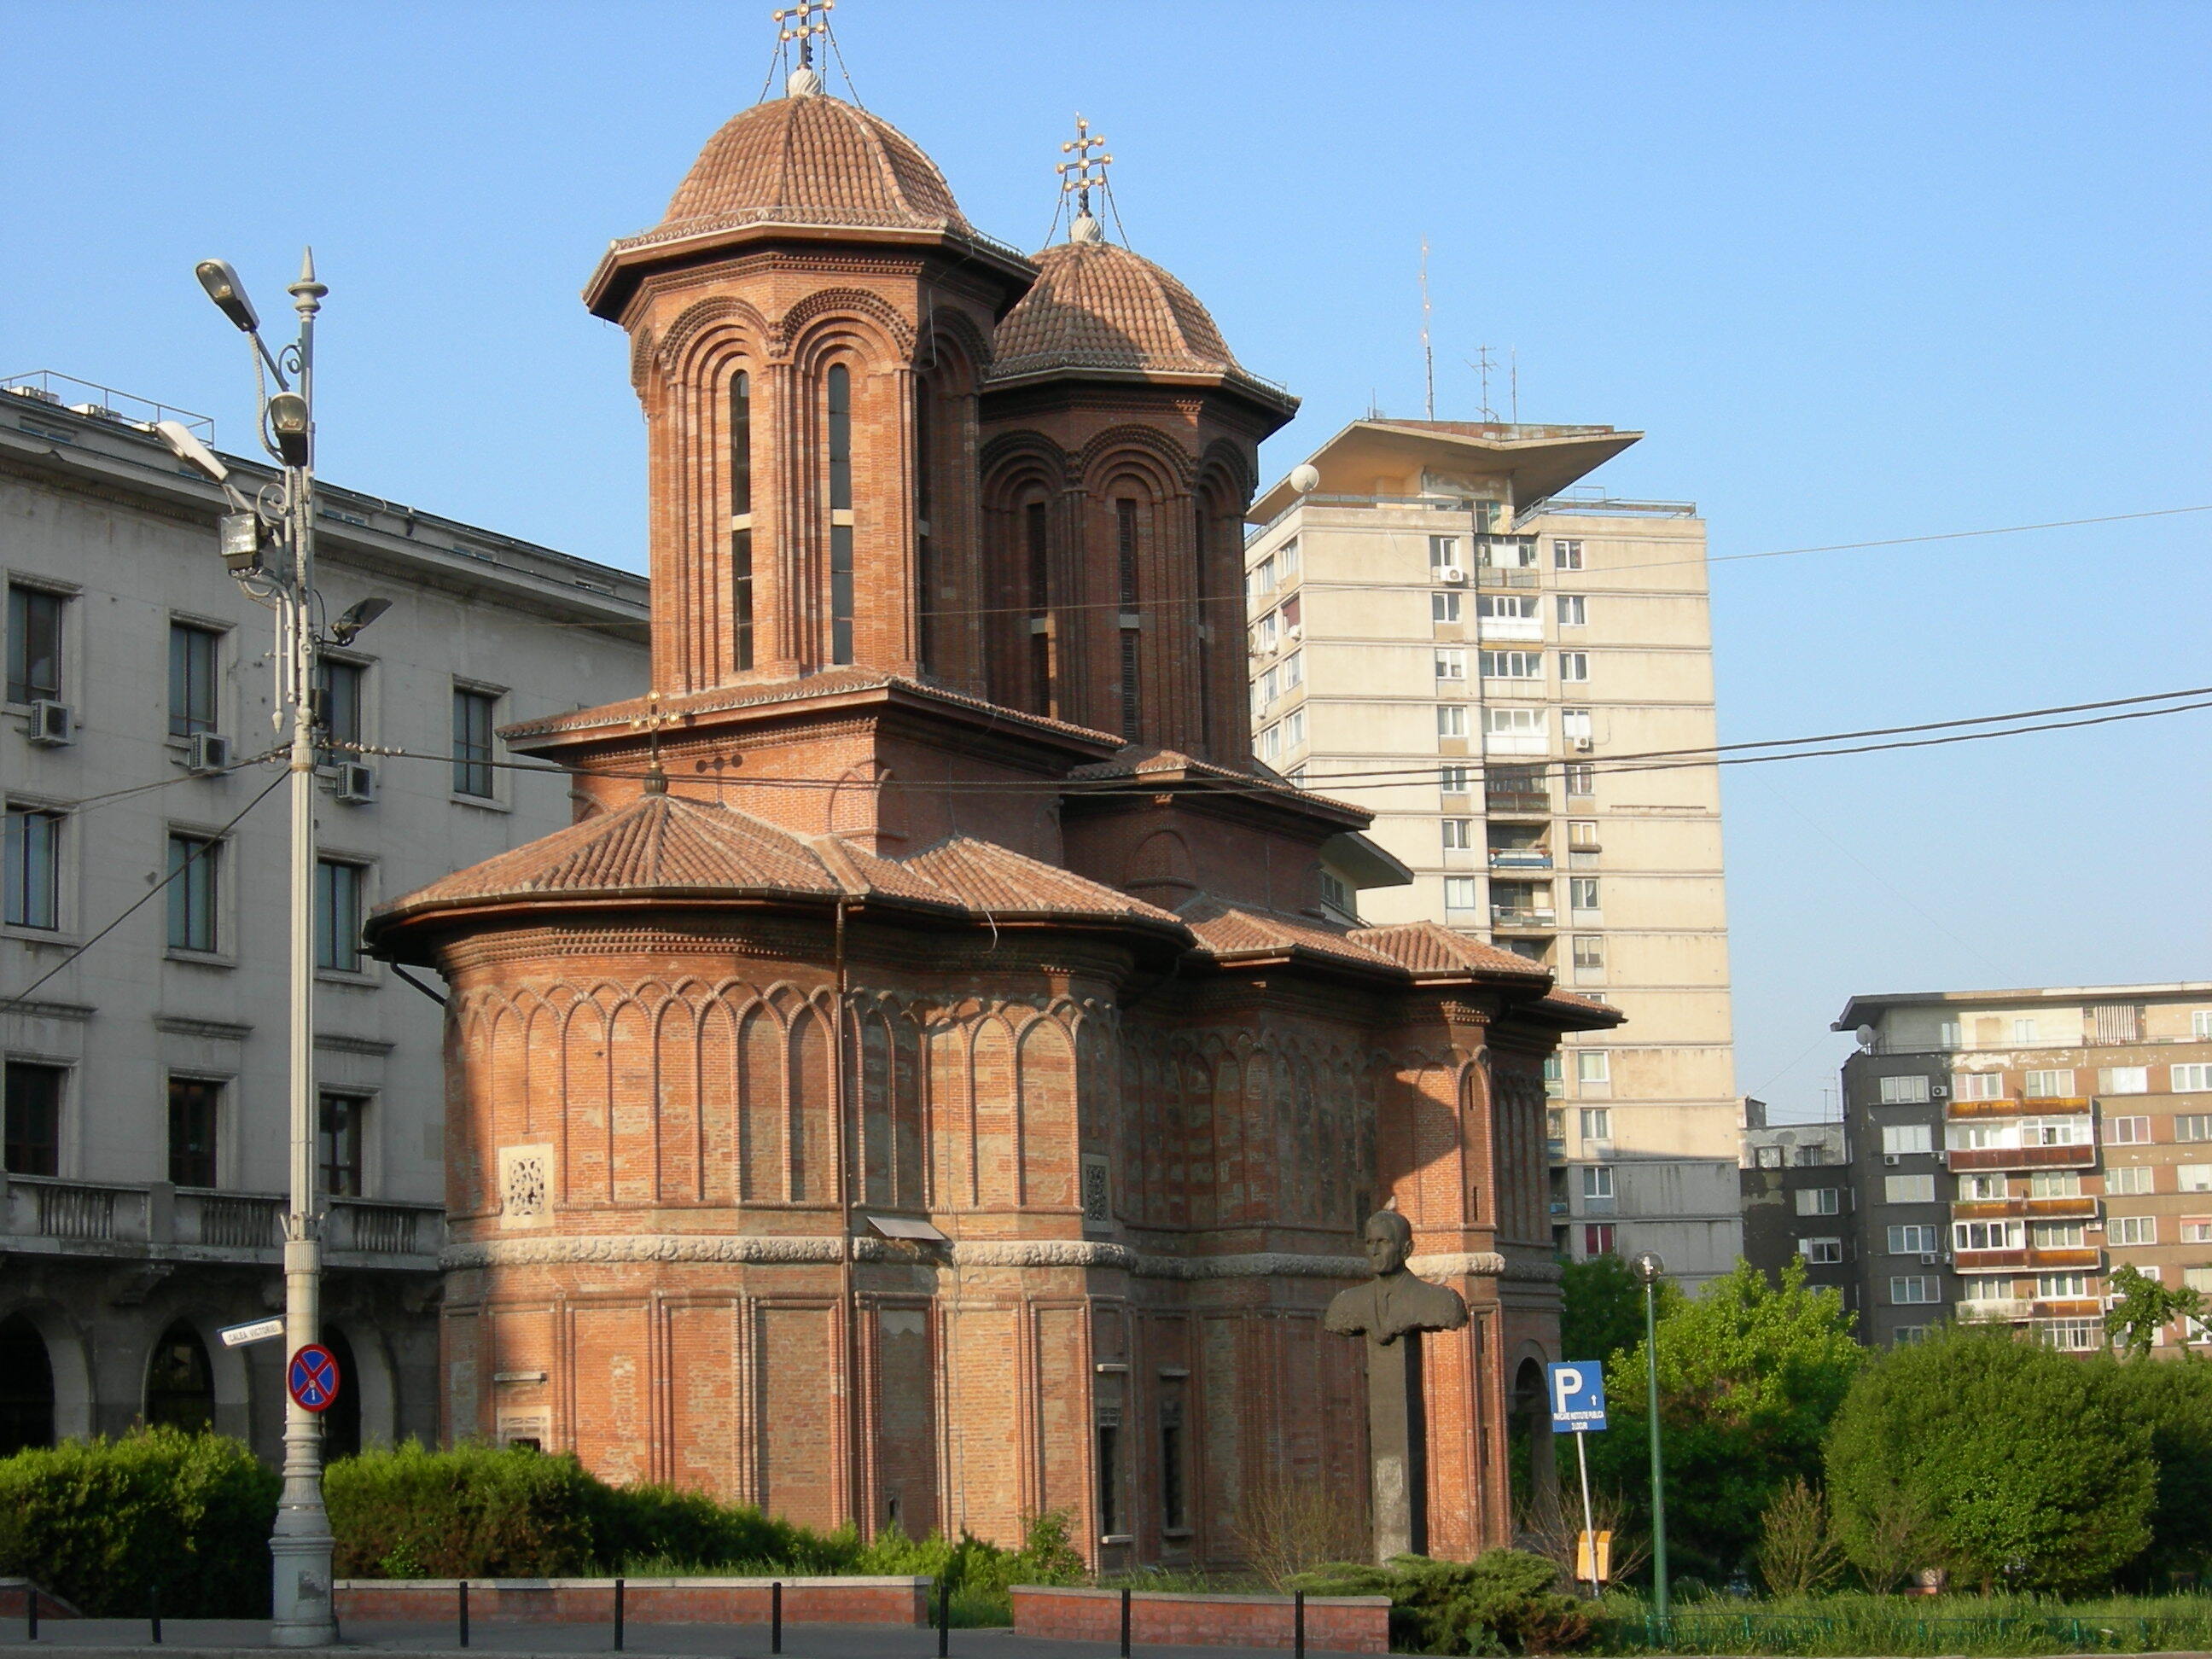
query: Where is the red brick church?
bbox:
[369,33,1614,1569]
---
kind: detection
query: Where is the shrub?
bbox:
[0,1427,279,1616]
[326,1441,599,1578]
[585,1478,828,1575]
[1754,1478,1844,1597]
[1231,1472,1370,1590]
[1293,1551,1593,1655]
[2092,1354,2212,1581]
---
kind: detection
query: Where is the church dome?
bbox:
[989,234,1242,382]
[645,90,971,242]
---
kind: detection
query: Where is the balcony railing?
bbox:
[1946,1143,2098,1173]
[1476,618,1544,642]
[1488,848,1553,869]
[1952,1196,2101,1222]
[1959,1299,2032,1322]
[1476,568,1540,590]
[1485,789,1552,816]
[2,1174,439,1265]
[1491,907,1557,929]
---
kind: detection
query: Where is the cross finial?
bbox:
[1056,114,1113,239]
[773,0,833,93]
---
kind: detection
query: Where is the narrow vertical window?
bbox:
[1096,1420,1121,1537]
[318,1091,366,1197]
[452,687,498,798]
[315,657,364,757]
[315,858,364,973]
[1159,1399,1186,1531]
[827,364,854,665]
[913,381,933,674]
[3,1062,64,1176]
[168,623,219,737]
[731,370,754,672]
[1191,505,1212,751]
[1025,500,1051,715]
[166,832,218,952]
[1116,499,1140,739]
[4,806,61,931]
[7,585,63,705]
[167,1076,220,1188]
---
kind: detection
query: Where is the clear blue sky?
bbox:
[6,2,2208,1115]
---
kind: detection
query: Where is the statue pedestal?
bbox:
[1366,1330,1428,1562]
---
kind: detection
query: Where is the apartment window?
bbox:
[2100,1067,2150,1095]
[2029,1172,2081,1197]
[2174,1065,2212,1093]
[1558,651,1590,683]
[4,806,61,931]
[1480,536,1536,569]
[1882,1123,1933,1155]
[1435,649,1466,681]
[1557,594,1586,626]
[2191,1267,2212,1295]
[1755,1144,1783,1169]
[1579,1107,1611,1140]
[318,1091,367,1197]
[2180,1166,2212,1194]
[2042,1320,2102,1353]
[1953,1220,2023,1250]
[315,859,366,974]
[167,1077,220,1188]
[2031,1221,2086,1248]
[1247,556,1275,602]
[2023,1069,2075,1099]
[1564,764,1596,797]
[1569,877,1600,912]
[3,1061,63,1176]
[2183,1218,2212,1244]
[1436,705,1467,740]
[1479,649,1540,680]
[1278,709,1305,754]
[1885,1174,1936,1204]
[1431,591,1461,623]
[1552,538,1584,570]
[1957,1173,2007,1200]
[1889,1277,1941,1305]
[1429,536,1462,574]
[1442,877,1478,911]
[1276,539,1299,583]
[1802,1238,1844,1266]
[452,687,498,798]
[2037,1272,2093,1299]
[1575,1050,1610,1085]
[2196,1011,2212,1040]
[2110,1215,2157,1247]
[1583,1223,1617,1255]
[1888,1225,1941,1254]
[314,656,365,754]
[2107,1116,2151,1145]
[2013,1018,2040,1043]
[2178,1115,2212,1143]
[1476,592,1540,625]
[1482,707,1544,749]
[1953,1072,2004,1101]
[1568,819,1599,851]
[167,622,220,738]
[1316,870,1349,914]
[2108,1165,2153,1196]
[1580,1166,1615,1200]
[2022,1116,2090,1147]
[1441,818,1474,851]
[1959,1277,2013,1304]
[7,585,64,705]
[1439,765,1473,794]
[1796,1188,1841,1217]
[1572,935,1605,975]
[165,832,219,953]
[1940,1020,1964,1049]
[1880,1074,1932,1104]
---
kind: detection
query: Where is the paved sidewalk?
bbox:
[0,1620,1342,1659]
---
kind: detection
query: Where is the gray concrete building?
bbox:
[0,373,648,1458]
[1738,1096,1852,1301]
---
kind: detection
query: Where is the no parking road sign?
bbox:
[288,1343,341,1413]
[1546,1361,1607,1433]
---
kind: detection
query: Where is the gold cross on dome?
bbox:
[773,0,832,65]
[1056,114,1112,214]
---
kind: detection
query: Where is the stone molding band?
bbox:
[444,1234,1509,1280]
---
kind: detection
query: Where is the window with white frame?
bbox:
[2175,1064,2212,1092]
[2107,1116,2151,1144]
[1434,649,1466,681]
[1888,1224,1941,1254]
[1277,540,1299,582]
[1954,1072,2005,1100]
[1796,1188,1841,1217]
[1885,1174,1936,1204]
[1247,556,1276,602]
[1580,1166,1615,1200]
[1438,764,1472,794]
[1441,818,1474,851]
[1940,1020,1964,1048]
[1801,1238,1844,1266]
[1429,536,1462,574]
[1552,538,1584,570]
[2108,1164,2152,1195]
[1576,1051,1610,1086]
[2178,1115,2212,1142]
[1880,1075,1932,1104]
[1443,877,1478,911]
[1954,1220,2023,1251]
[1432,591,1462,623]
[1281,650,1303,690]
[1894,1326,1930,1345]
[2024,1069,2076,1099]
[1572,935,1605,974]
[1950,1121,2006,1150]
[2042,1320,2102,1352]
[1881,1123,1933,1155]
[2196,1010,2212,1040]
[1557,594,1586,626]
[1562,707,1593,744]
[2190,1266,2212,1295]
[1476,593,1540,624]
[1960,1277,2014,1304]
[2013,1018,2040,1042]
[2184,1218,2212,1243]
[1580,1107,1611,1140]
[2031,1221,2086,1248]
[1479,649,1541,680]
[2037,1272,2093,1299]
[1278,709,1305,753]
[2180,1165,2212,1193]
[2022,1116,2092,1146]
[1569,876,1599,913]
[2029,1172,2081,1197]
[1481,707,1545,751]
[1480,536,1538,568]
[2099,1067,2150,1094]
[1253,611,1279,653]
[1889,1277,1941,1305]
[1558,651,1590,683]
[1563,764,1596,797]
[2110,1215,2157,1246]
[1436,704,1467,739]
[1957,1173,2007,1200]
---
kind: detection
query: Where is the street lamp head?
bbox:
[330,597,392,645]
[195,259,261,333]
[267,391,311,466]
[153,420,229,485]
[1630,1251,1666,1287]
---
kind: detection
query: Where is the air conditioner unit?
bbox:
[1574,737,1594,753]
[1441,568,1467,584]
[1883,1154,1901,1166]
[1920,1253,1941,1266]
[26,700,73,747]
[185,732,231,774]
[332,762,376,805]
[1287,625,1304,642]
[1931,1083,1950,1097]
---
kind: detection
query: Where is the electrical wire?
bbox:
[0,765,288,1013]
[26,746,292,817]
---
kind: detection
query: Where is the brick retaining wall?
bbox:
[0,1579,79,1619]
[1011,1586,1391,1653]
[333,1576,930,1627]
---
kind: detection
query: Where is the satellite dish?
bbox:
[1854,1024,1877,1051]
[1289,463,1320,494]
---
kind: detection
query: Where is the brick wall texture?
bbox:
[1012,1586,1391,1654]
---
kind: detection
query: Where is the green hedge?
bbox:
[326,1441,602,1579]
[0,1427,279,1617]
[1293,1551,1596,1656]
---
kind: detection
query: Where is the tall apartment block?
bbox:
[1837,982,2212,1351]
[1738,1096,1853,1300]
[1244,420,1740,1284]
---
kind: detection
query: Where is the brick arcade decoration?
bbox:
[368,20,1616,1574]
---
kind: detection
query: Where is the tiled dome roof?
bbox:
[990,237,1239,381]
[642,92,971,243]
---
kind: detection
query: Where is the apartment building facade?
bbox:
[1738,1097,1854,1299]
[1244,419,1739,1284]
[0,374,648,1458]
[1837,982,2212,1352]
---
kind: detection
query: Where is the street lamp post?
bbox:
[1629,1250,1668,1628]
[160,250,358,1647]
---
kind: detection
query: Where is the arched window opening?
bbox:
[913,381,934,674]
[144,1320,213,1433]
[0,1314,55,1453]
[1025,499,1051,716]
[731,370,754,672]
[320,1327,362,1463]
[1115,498,1141,741]
[827,365,854,666]
[1192,504,1213,754]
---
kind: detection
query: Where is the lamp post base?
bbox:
[269,1512,336,1645]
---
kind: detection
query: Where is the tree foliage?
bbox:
[2090,1354,2212,1580]
[1560,1253,1679,1370]
[1589,1257,1861,1582]
[1825,1326,2154,1593]
[2104,1264,2203,1360]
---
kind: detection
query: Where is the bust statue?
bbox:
[1324,1209,1470,1345]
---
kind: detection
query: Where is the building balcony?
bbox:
[1951,1196,2101,1222]
[1488,848,1553,870]
[1485,789,1552,818]
[1,1173,441,1270]
[2034,1297,2104,1319]
[2029,1246,2103,1271]
[1476,568,1539,590]
[1959,1299,2032,1323]
[1476,619,1544,642]
[1945,1144,2097,1173]
[1482,734,1548,756]
[1491,907,1557,931]
[1953,1247,2029,1273]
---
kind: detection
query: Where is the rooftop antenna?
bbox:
[1057,114,1115,244]
[1419,236,1435,422]
[1467,346,1499,421]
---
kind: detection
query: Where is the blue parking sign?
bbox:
[1546,1362,1607,1433]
